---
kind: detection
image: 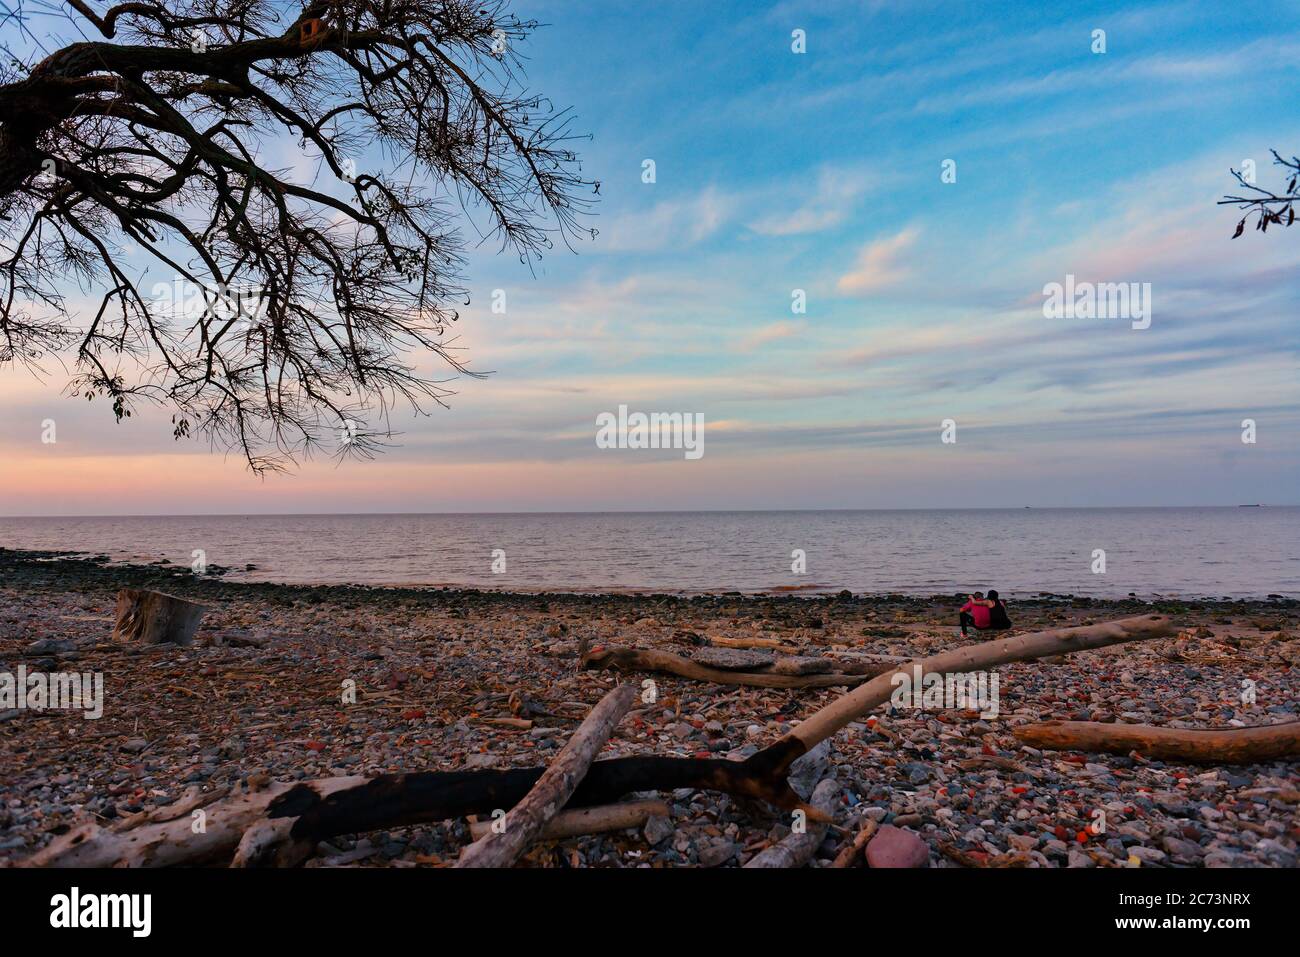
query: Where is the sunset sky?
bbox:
[1,0,1298,515]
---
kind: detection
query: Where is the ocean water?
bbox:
[1,508,1297,599]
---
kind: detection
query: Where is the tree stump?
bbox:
[112,589,207,646]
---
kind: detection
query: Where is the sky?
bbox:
[1,0,1299,515]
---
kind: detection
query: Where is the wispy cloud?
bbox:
[594,187,734,252]
[736,320,805,351]
[836,227,920,295]
[747,166,874,236]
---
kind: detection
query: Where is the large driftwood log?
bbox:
[467,799,668,842]
[457,684,636,868]
[582,644,882,688]
[26,754,815,868]
[112,588,207,646]
[26,615,1173,867]
[744,777,840,868]
[743,614,1177,784]
[1014,719,1300,764]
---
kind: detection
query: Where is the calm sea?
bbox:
[1,508,1296,599]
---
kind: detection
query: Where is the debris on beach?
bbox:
[1,549,1298,868]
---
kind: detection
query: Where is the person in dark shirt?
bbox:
[986,590,1012,630]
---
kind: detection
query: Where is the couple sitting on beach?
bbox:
[959,590,1011,638]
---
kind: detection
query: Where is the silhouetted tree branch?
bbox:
[0,0,593,471]
[1220,149,1298,239]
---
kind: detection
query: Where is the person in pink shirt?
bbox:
[959,592,992,637]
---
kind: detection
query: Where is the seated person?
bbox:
[986,589,1012,630]
[959,592,991,637]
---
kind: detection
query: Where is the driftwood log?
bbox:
[467,799,668,842]
[112,588,207,646]
[582,644,884,689]
[457,684,636,868]
[1014,719,1300,764]
[745,614,1176,786]
[744,777,840,868]
[27,614,1174,867]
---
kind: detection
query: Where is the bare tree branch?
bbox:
[0,0,594,471]
[1220,149,1298,239]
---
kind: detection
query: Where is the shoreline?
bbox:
[4,548,1298,606]
[2,547,1298,868]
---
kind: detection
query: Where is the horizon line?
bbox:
[0,503,1292,520]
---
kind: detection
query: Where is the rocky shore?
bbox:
[2,548,1297,868]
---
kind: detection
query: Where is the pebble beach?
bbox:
[2,548,1298,868]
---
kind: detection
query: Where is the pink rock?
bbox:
[866,825,930,868]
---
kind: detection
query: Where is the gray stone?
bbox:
[26,638,76,654]
[642,814,674,847]
[787,740,830,800]
[1129,845,1168,864]
[690,648,774,670]
[697,839,740,868]
[771,656,833,675]
[1161,836,1204,862]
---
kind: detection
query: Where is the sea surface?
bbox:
[2,507,1297,599]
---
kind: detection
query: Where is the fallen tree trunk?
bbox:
[112,588,207,646]
[26,753,818,867]
[582,644,880,689]
[467,799,668,842]
[26,615,1174,867]
[1013,719,1300,764]
[457,684,636,868]
[744,777,840,868]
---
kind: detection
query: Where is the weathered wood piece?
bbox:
[830,818,878,868]
[456,684,637,868]
[467,799,668,842]
[583,644,873,689]
[1014,719,1300,764]
[744,777,840,868]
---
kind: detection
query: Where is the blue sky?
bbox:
[1,0,1298,513]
